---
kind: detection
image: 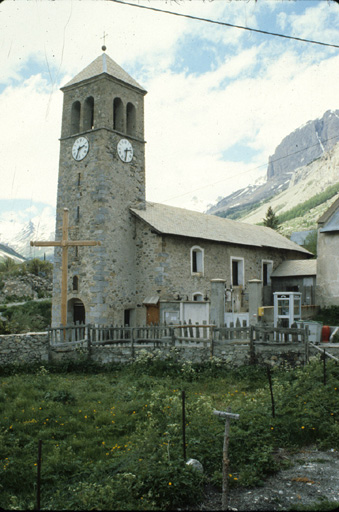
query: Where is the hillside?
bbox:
[207,110,339,221]
[0,243,26,263]
[242,141,339,235]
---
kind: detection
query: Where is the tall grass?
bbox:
[1,356,338,510]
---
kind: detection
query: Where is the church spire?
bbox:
[62,53,146,92]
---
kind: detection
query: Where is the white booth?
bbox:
[274,292,301,328]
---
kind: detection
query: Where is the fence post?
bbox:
[210,325,214,358]
[305,326,309,365]
[36,439,42,511]
[249,326,256,365]
[131,328,135,360]
[87,324,92,360]
[182,390,187,462]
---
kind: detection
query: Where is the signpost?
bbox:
[213,407,240,510]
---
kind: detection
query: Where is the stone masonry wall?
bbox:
[0,333,49,365]
[134,222,309,324]
[2,331,332,369]
[53,71,146,327]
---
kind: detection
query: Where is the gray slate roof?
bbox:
[320,207,339,233]
[271,259,317,277]
[63,53,146,92]
[290,230,314,245]
[131,202,311,254]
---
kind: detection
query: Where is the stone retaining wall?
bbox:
[1,332,339,368]
[0,332,49,365]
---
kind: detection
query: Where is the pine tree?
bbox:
[263,206,279,230]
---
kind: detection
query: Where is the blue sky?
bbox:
[0,0,338,222]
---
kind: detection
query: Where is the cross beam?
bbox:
[30,208,101,327]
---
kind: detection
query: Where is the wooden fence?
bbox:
[48,321,308,347]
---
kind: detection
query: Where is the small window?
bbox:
[191,246,204,275]
[71,101,81,134]
[262,260,273,286]
[193,292,204,302]
[72,276,79,291]
[231,257,244,286]
[126,102,136,136]
[76,206,80,223]
[83,96,94,130]
[113,97,124,132]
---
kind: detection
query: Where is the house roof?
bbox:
[131,202,311,255]
[319,205,339,233]
[271,259,317,278]
[290,230,315,245]
[317,195,339,228]
[62,53,146,92]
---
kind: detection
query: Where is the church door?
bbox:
[73,300,86,324]
[146,304,160,325]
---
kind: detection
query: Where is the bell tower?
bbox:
[52,51,147,326]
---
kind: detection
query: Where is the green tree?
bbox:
[303,230,318,256]
[263,206,279,230]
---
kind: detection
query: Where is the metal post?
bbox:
[36,440,42,510]
[182,390,186,462]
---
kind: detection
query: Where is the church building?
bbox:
[51,51,311,328]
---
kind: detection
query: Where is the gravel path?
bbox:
[191,447,339,511]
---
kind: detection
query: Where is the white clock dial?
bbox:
[72,137,89,161]
[117,139,133,163]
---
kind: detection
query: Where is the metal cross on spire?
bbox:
[101,31,108,52]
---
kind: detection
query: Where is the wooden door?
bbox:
[146,304,160,325]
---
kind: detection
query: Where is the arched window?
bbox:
[113,98,124,132]
[126,102,136,136]
[83,96,94,130]
[72,276,79,291]
[191,246,204,275]
[71,101,81,134]
[192,292,204,302]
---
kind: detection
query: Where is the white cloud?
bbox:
[0,0,338,216]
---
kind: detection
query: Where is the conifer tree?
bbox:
[263,206,279,230]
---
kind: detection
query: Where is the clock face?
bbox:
[72,137,89,161]
[117,139,133,163]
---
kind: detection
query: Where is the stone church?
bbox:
[51,51,311,328]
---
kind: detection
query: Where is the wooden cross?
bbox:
[30,208,101,327]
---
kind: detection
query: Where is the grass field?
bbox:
[1,354,338,510]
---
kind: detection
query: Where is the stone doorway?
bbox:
[68,299,86,324]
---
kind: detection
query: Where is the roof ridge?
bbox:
[62,53,146,92]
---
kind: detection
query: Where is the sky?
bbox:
[1,0,339,229]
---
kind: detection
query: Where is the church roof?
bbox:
[62,53,146,92]
[131,202,311,255]
[271,259,317,278]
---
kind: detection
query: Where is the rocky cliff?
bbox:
[207,110,339,218]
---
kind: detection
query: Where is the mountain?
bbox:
[0,243,26,263]
[0,205,55,260]
[242,140,339,236]
[207,110,339,219]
